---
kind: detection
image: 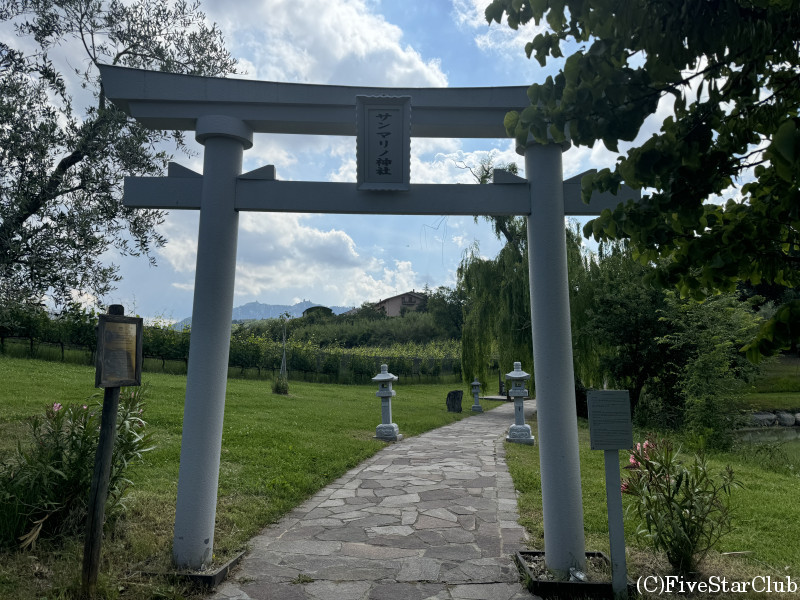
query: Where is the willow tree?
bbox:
[485,0,800,360]
[458,169,596,391]
[0,0,239,307]
[459,218,532,389]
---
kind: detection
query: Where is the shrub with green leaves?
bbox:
[622,438,740,575]
[272,375,289,395]
[0,386,152,549]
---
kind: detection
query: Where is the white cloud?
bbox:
[412,137,462,158]
[329,157,358,183]
[237,213,364,269]
[171,282,195,292]
[234,249,421,308]
[452,0,546,59]
[410,142,522,184]
[205,0,447,87]
[451,234,469,248]
[66,289,100,311]
[157,214,200,273]
[154,209,422,308]
[563,144,621,179]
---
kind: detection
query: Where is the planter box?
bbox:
[145,551,245,589]
[515,551,636,599]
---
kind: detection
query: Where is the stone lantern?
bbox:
[505,362,535,445]
[470,377,483,413]
[372,364,402,441]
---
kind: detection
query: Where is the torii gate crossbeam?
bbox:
[100,65,638,576]
[126,164,631,216]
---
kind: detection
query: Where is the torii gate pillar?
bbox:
[172,116,253,568]
[525,141,586,572]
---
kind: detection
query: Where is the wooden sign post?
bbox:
[82,305,142,597]
[587,390,633,599]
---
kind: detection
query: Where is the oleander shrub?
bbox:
[0,386,152,549]
[622,438,740,575]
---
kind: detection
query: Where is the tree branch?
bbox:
[0,116,102,265]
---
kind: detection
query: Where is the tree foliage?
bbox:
[485,0,800,359]
[239,296,464,349]
[459,235,532,387]
[577,240,667,413]
[647,292,762,448]
[413,285,465,340]
[0,0,238,306]
[460,211,763,429]
[457,155,532,387]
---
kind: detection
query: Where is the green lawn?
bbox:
[0,355,499,600]
[507,416,800,599]
[4,352,799,599]
[741,354,800,411]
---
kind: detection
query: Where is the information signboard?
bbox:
[587,390,633,450]
[95,314,143,388]
[356,95,411,191]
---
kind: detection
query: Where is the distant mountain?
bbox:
[174,300,354,330]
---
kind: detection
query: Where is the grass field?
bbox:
[3,352,799,599]
[0,355,497,599]
[741,354,800,411]
[507,415,800,599]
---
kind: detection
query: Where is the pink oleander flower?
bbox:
[632,440,653,463]
[621,480,630,494]
[82,405,88,410]
[629,454,639,466]
[53,402,63,412]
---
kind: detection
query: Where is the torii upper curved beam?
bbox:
[99,65,529,138]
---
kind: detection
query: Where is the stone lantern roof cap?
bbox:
[506,362,531,380]
[372,364,398,382]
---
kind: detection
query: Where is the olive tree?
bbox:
[0,0,238,307]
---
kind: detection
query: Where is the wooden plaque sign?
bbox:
[356,95,411,191]
[95,314,143,388]
[587,390,633,450]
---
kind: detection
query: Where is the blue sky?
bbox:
[94,0,648,321]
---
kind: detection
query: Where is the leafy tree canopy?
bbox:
[485,0,800,359]
[0,0,238,307]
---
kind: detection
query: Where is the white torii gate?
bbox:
[99,65,638,574]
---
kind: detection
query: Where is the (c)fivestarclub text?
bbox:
[637,575,798,595]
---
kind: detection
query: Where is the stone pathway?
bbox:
[210,401,535,600]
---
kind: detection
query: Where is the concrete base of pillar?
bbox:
[375,423,402,442]
[471,404,484,413]
[506,424,535,445]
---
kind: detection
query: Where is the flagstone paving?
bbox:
[210,401,535,600]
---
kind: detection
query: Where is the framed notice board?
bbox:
[95,314,143,388]
[587,390,633,450]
